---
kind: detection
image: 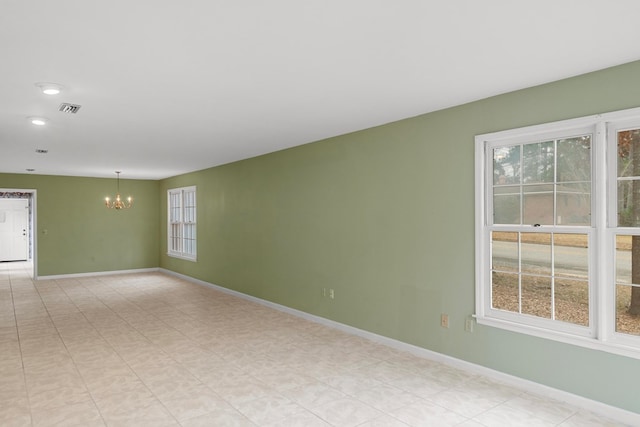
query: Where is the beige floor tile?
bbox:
[386,372,451,398]
[28,385,93,410]
[65,342,120,360]
[355,383,422,413]
[559,411,628,427]
[309,396,385,427]
[280,382,346,409]
[0,394,31,427]
[120,347,175,369]
[171,351,227,374]
[455,376,524,402]
[357,414,412,427]
[26,371,86,395]
[473,403,555,427]
[147,378,211,402]
[209,375,276,406]
[318,372,384,396]
[0,369,27,392]
[81,364,136,384]
[85,372,148,399]
[455,421,486,427]
[136,369,203,397]
[425,388,503,418]
[0,331,19,344]
[0,391,29,420]
[234,394,306,425]
[0,266,632,427]
[176,408,255,427]
[504,393,577,424]
[0,411,31,427]
[31,400,105,427]
[355,360,418,384]
[77,357,131,377]
[252,368,317,392]
[100,406,180,427]
[22,354,78,376]
[262,409,332,427]
[388,399,470,427]
[158,386,233,421]
[93,390,169,422]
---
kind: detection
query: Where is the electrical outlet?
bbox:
[465,317,474,332]
[440,313,449,328]
[329,289,335,299]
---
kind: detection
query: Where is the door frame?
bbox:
[0,188,37,278]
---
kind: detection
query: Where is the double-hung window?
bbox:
[475,108,640,358]
[168,186,196,261]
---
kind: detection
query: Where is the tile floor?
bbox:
[0,262,629,426]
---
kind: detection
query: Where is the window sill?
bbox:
[476,315,640,360]
[167,253,197,262]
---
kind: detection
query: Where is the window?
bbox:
[611,123,640,342]
[475,108,640,358]
[168,186,196,260]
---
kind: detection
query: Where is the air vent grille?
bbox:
[59,103,81,114]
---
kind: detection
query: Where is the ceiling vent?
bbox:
[58,103,81,114]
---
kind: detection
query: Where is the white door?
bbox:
[0,199,29,261]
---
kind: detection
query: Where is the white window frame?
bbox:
[475,107,640,359]
[167,186,197,261]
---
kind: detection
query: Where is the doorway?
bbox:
[0,190,36,278]
[0,199,29,261]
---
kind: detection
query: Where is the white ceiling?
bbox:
[2,1,640,180]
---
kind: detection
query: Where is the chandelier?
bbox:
[105,171,133,210]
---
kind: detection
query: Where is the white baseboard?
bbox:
[37,267,160,280]
[161,268,640,425]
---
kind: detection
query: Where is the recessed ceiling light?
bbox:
[28,116,48,126]
[34,82,63,95]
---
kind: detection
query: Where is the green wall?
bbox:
[160,60,640,414]
[0,174,160,276]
